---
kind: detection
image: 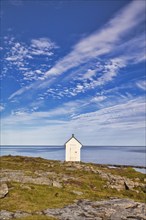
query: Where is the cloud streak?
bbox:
[136,80,146,91]
[0,104,5,112]
[45,0,145,77]
[8,0,145,101]
[1,97,145,145]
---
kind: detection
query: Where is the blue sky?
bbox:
[0,0,146,146]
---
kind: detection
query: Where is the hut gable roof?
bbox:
[64,134,82,146]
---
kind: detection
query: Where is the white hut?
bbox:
[65,134,82,162]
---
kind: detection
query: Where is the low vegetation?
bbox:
[0,155,145,215]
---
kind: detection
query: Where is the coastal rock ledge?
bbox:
[0,198,146,220]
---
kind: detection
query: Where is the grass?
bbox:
[1,182,77,212]
[0,155,145,214]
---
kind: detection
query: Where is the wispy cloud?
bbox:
[0,104,5,112]
[8,85,33,100]
[1,96,145,145]
[43,58,126,99]
[72,97,145,127]
[136,80,146,91]
[1,0,145,146]
[8,0,145,101]
[45,0,145,77]
[3,96,145,128]
[3,99,85,125]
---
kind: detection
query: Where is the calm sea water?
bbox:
[0,146,145,168]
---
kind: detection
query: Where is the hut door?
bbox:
[70,147,78,161]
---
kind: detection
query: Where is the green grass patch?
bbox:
[1,182,77,212]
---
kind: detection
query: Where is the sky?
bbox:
[0,0,146,146]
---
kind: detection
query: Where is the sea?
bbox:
[0,145,145,169]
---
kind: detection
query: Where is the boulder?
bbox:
[52,181,62,188]
[0,210,13,219]
[72,190,83,195]
[20,184,32,190]
[0,183,9,199]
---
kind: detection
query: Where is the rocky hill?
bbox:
[0,155,146,220]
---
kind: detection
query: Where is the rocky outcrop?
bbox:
[0,169,52,186]
[1,164,144,192]
[0,210,14,220]
[0,199,146,220]
[97,170,144,191]
[44,199,146,220]
[63,163,145,191]
[69,163,144,191]
[0,210,30,220]
[0,183,8,199]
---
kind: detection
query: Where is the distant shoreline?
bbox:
[93,163,146,169]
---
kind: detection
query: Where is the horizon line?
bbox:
[0,145,145,147]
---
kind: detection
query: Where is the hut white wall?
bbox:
[65,138,82,161]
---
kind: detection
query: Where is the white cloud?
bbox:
[36,57,126,100]
[91,96,107,102]
[45,0,145,78]
[82,69,97,79]
[4,37,57,71]
[1,97,145,146]
[71,97,145,138]
[31,38,54,48]
[8,0,145,100]
[2,36,59,85]
[5,42,30,68]
[4,100,84,125]
[22,70,45,82]
[99,100,143,120]
[65,58,126,97]
[35,70,42,74]
[30,38,58,56]
[9,85,33,100]
[5,38,57,61]
[1,1,145,146]
[136,80,146,91]
[111,34,146,65]
[0,104,5,112]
